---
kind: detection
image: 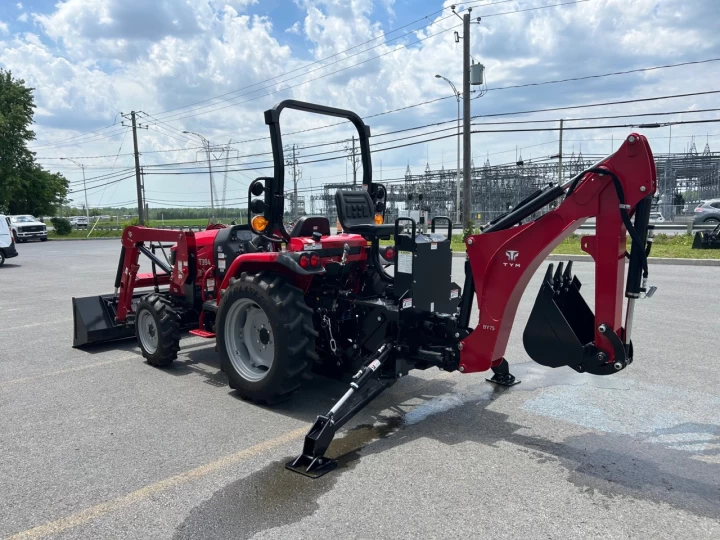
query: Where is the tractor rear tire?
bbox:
[217,272,317,404]
[135,293,181,367]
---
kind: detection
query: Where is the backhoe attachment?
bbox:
[459,133,657,376]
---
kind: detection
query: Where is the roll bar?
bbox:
[256,100,373,237]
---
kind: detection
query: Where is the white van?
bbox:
[0,214,19,266]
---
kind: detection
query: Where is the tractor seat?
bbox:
[289,216,331,237]
[335,190,395,238]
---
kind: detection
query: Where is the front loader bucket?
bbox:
[72,294,134,348]
[523,262,595,370]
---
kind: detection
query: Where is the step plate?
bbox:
[189,329,216,339]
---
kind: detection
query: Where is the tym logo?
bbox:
[503,250,521,268]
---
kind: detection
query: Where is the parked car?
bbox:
[69,216,89,228]
[9,215,48,242]
[649,212,665,223]
[692,199,720,225]
[0,215,19,266]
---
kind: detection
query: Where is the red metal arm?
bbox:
[116,227,197,322]
[459,134,657,373]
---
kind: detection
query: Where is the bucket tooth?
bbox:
[553,262,564,291]
[562,261,573,285]
[543,263,554,284]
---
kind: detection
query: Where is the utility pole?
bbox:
[140,166,147,221]
[60,158,90,219]
[352,136,357,186]
[292,144,298,220]
[558,119,564,183]
[130,111,144,225]
[344,136,360,188]
[80,164,89,219]
[205,140,215,222]
[121,111,148,224]
[183,130,217,222]
[285,144,302,220]
[434,74,461,224]
[462,9,472,229]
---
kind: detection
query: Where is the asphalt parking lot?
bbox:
[1,239,719,539]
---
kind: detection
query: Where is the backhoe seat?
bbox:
[335,190,395,238]
[289,216,331,237]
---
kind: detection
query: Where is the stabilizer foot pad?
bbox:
[189,329,215,338]
[285,455,337,478]
[486,374,521,387]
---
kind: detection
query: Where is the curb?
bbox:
[47,237,120,242]
[451,251,720,266]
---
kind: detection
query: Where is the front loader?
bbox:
[71,99,658,479]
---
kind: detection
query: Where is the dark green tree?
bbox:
[0,69,68,215]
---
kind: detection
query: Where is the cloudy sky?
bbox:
[1,0,719,211]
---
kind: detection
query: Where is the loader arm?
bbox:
[459,133,657,374]
[115,227,197,323]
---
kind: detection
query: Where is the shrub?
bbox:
[50,217,72,235]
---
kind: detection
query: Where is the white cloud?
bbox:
[17,13,28,23]
[2,0,719,208]
[286,21,301,34]
[211,0,257,8]
[16,2,22,9]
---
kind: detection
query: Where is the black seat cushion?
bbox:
[335,190,395,237]
[289,216,331,237]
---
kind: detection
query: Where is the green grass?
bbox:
[48,229,123,239]
[392,233,719,259]
[552,233,720,259]
[49,227,719,259]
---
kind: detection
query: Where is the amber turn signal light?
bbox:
[252,215,268,231]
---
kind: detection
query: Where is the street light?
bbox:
[435,74,462,224]
[60,157,89,219]
[183,130,216,221]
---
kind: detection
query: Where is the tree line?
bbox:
[0,70,68,216]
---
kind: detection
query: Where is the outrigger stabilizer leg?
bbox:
[486,358,520,387]
[286,341,397,478]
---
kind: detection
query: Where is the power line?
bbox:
[154,0,589,125]
[150,0,512,122]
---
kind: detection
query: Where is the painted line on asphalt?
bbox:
[0,358,133,388]
[6,426,309,540]
[0,319,70,332]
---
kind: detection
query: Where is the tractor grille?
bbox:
[20,225,45,233]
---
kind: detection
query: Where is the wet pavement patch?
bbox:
[173,417,403,540]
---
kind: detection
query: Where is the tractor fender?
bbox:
[218,251,323,294]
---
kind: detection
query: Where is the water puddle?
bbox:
[174,417,403,540]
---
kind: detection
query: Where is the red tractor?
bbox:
[73,100,658,477]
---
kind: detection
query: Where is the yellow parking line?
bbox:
[6,426,308,539]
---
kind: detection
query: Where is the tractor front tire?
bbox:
[135,293,181,367]
[217,272,317,404]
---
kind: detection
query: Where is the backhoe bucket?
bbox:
[72,294,134,348]
[522,262,595,371]
[692,230,720,249]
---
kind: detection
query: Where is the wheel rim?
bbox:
[137,310,159,355]
[225,298,274,382]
